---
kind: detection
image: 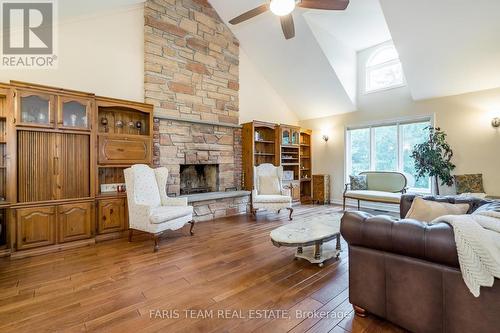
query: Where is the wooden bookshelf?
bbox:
[279,124,301,202]
[242,121,279,190]
[242,121,312,204]
[300,129,313,204]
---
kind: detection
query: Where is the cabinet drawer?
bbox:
[16,206,56,250]
[98,198,126,234]
[98,135,151,164]
[58,202,93,243]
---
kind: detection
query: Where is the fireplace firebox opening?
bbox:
[180,164,219,195]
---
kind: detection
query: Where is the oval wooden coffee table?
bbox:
[270,215,341,267]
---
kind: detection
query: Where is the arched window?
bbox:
[365,44,405,93]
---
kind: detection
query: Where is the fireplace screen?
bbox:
[180,164,219,195]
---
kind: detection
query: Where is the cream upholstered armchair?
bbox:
[124,164,194,252]
[251,164,293,220]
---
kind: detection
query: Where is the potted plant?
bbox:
[411,126,455,195]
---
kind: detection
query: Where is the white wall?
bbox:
[239,49,299,125]
[300,44,500,204]
[0,4,144,102]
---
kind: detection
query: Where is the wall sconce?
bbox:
[322,135,329,142]
[492,117,500,128]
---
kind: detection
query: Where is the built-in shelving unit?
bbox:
[95,97,153,199]
[242,121,312,204]
[300,130,312,203]
[0,88,9,249]
[279,124,301,203]
[242,121,279,190]
[0,81,154,258]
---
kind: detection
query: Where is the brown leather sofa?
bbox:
[340,194,500,333]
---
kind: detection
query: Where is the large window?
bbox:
[365,44,405,93]
[346,119,431,192]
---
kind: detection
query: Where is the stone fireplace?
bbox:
[180,164,219,195]
[145,0,249,222]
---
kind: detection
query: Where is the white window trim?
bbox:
[344,116,434,194]
[364,46,406,94]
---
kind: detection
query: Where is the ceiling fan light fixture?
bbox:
[270,0,296,16]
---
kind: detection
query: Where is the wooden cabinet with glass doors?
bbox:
[0,81,153,258]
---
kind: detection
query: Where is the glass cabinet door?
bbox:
[17,92,54,127]
[281,128,290,145]
[58,97,91,130]
[291,129,300,145]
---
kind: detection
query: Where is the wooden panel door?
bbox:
[98,135,151,164]
[16,206,56,250]
[57,202,93,243]
[98,198,125,234]
[17,131,57,202]
[16,90,55,128]
[57,133,90,199]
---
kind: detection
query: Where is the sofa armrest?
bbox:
[340,211,460,268]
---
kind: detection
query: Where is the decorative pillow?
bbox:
[350,175,368,190]
[405,197,470,223]
[454,174,485,194]
[259,176,281,195]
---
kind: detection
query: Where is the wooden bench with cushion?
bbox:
[343,171,407,210]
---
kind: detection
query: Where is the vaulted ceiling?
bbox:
[210,0,357,120]
[211,0,500,120]
[379,0,500,100]
[69,0,500,120]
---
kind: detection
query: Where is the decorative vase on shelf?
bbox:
[101,117,109,132]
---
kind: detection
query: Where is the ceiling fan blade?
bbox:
[280,14,295,40]
[229,4,269,25]
[298,0,349,10]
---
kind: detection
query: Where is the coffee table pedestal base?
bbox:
[295,240,340,267]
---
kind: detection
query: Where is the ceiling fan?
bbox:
[229,0,350,40]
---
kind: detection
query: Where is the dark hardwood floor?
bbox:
[0,205,406,333]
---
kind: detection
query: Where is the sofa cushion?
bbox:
[253,194,291,204]
[405,197,469,223]
[258,176,281,195]
[350,175,368,190]
[344,190,402,203]
[149,205,193,224]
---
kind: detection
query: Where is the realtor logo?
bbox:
[1,0,57,68]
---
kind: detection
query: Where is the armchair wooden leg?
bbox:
[353,305,367,317]
[128,229,133,242]
[189,221,195,236]
[343,197,346,211]
[277,209,281,214]
[287,207,293,221]
[251,209,257,220]
[153,233,160,253]
[357,200,360,210]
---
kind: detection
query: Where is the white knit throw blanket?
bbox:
[431,211,500,297]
